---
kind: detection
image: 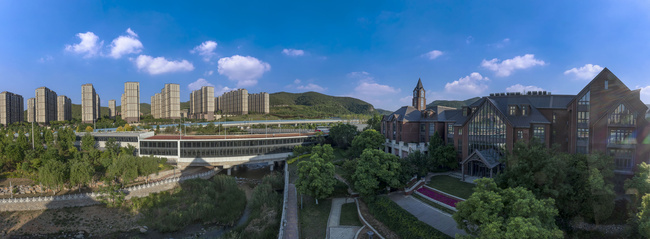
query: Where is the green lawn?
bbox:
[412,194,455,215]
[299,196,331,239]
[427,175,476,199]
[339,202,362,226]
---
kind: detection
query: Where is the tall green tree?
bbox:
[296,154,336,204]
[69,159,95,192]
[453,178,563,238]
[625,162,650,210]
[352,149,402,197]
[310,144,335,161]
[349,129,384,159]
[328,123,358,149]
[637,194,650,237]
[402,150,430,178]
[428,133,458,169]
[363,113,382,132]
[81,132,95,151]
[38,159,68,194]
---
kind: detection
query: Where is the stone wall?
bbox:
[0,168,220,212]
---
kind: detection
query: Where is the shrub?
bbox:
[364,196,447,239]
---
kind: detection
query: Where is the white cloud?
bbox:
[491,38,510,48]
[297,83,327,92]
[445,72,489,95]
[217,55,271,87]
[65,32,103,58]
[204,70,214,76]
[422,50,443,60]
[466,36,474,44]
[293,79,301,84]
[38,55,53,63]
[637,85,650,104]
[191,41,218,62]
[347,71,374,81]
[134,55,194,75]
[564,64,603,80]
[355,81,400,96]
[126,28,138,37]
[506,84,544,93]
[399,96,411,104]
[481,54,546,77]
[109,29,143,59]
[215,85,234,96]
[188,78,214,91]
[345,71,402,110]
[282,48,305,56]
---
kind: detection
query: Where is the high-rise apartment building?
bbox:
[82,84,100,123]
[57,95,72,122]
[108,100,116,118]
[219,89,248,115]
[189,86,214,120]
[121,82,140,123]
[151,84,180,119]
[95,93,101,119]
[0,91,24,126]
[27,98,35,123]
[248,92,270,114]
[35,87,57,124]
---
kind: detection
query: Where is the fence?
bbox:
[278,162,289,239]
[0,167,221,210]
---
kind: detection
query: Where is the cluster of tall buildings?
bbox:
[189,86,215,120]
[0,91,24,126]
[81,84,100,123]
[214,89,269,115]
[22,87,72,125]
[151,84,180,120]
[121,82,140,124]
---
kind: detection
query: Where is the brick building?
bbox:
[382,68,649,183]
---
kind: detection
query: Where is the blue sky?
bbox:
[1,1,649,111]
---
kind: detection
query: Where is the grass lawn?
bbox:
[339,202,362,226]
[299,196,331,239]
[427,175,475,199]
[331,180,350,198]
[412,194,455,215]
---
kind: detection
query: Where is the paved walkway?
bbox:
[326,198,360,239]
[283,184,299,239]
[388,193,466,237]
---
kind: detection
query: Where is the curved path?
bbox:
[388,193,466,237]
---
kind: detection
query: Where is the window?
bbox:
[429,123,435,136]
[533,125,545,141]
[552,113,556,123]
[605,80,608,90]
[509,105,517,116]
[468,103,506,156]
[447,123,454,145]
[609,104,636,125]
[420,124,426,132]
[578,111,589,124]
[517,130,523,139]
[521,105,529,116]
[578,91,590,106]
[610,149,634,170]
[609,129,635,145]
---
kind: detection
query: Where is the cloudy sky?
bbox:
[1,1,649,111]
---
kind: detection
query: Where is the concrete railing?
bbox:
[278,162,289,239]
[0,167,220,207]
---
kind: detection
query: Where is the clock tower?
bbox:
[412,78,426,111]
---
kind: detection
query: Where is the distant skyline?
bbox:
[1,1,649,111]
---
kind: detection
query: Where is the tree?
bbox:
[625,162,650,209]
[107,154,138,184]
[43,129,54,147]
[402,150,430,178]
[69,159,95,192]
[328,123,358,149]
[81,132,95,151]
[155,125,161,134]
[124,124,133,131]
[352,149,402,197]
[453,178,563,238]
[85,126,93,132]
[116,126,124,132]
[428,133,458,169]
[363,113,382,132]
[105,138,121,156]
[637,194,650,237]
[311,144,334,161]
[38,159,68,194]
[349,129,384,159]
[296,153,336,204]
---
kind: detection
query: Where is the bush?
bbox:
[364,196,447,239]
[287,153,311,164]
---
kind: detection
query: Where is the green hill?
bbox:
[269,91,376,118]
[374,108,393,115]
[426,97,481,109]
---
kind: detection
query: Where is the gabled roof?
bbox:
[384,106,429,122]
[567,67,630,107]
[461,149,502,168]
[414,78,424,91]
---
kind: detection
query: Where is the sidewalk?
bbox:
[283,184,299,239]
[326,198,360,239]
[388,193,466,237]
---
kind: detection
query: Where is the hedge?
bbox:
[287,153,311,164]
[364,196,449,239]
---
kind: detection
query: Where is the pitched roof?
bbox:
[414,78,424,91]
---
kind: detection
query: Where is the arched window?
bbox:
[608,104,636,125]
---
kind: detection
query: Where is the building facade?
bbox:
[121,82,140,123]
[0,91,24,126]
[27,98,35,123]
[248,92,270,114]
[57,95,72,122]
[382,68,650,185]
[108,99,116,118]
[35,87,57,124]
[151,84,180,120]
[189,86,214,120]
[82,84,100,123]
[219,89,248,115]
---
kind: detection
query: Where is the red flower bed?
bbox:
[416,187,462,208]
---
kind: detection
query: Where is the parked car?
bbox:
[315,126,330,133]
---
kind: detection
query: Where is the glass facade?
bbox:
[609,104,636,125]
[468,103,506,157]
[447,123,454,145]
[139,137,314,157]
[576,91,590,154]
[609,129,635,145]
[533,125,545,142]
[609,148,634,170]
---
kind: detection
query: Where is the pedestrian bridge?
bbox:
[138,133,318,169]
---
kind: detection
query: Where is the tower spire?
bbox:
[412,78,426,110]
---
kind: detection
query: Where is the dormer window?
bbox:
[521,105,529,116]
[509,105,517,116]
